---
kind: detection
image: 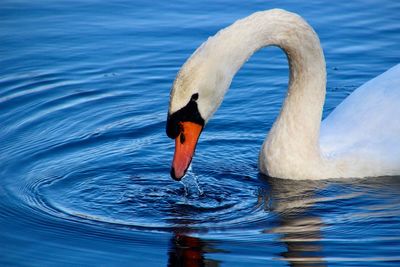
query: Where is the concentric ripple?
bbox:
[10,151,272,230]
[0,68,270,231]
[23,168,266,230]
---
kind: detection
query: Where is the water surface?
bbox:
[1,0,400,266]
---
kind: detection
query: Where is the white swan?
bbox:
[166,9,400,180]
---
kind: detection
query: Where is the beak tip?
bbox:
[170,121,202,182]
[170,167,183,181]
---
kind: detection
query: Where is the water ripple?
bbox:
[2,0,400,265]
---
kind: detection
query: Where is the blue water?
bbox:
[1,0,400,266]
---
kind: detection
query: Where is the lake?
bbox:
[1,0,399,266]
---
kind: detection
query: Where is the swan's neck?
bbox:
[190,10,327,177]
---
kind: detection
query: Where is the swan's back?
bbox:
[320,64,400,176]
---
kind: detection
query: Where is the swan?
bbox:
[166,9,400,180]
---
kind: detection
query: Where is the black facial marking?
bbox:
[191,93,199,101]
[166,93,204,139]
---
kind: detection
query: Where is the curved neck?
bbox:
[193,10,326,173]
[209,10,326,135]
[187,9,327,176]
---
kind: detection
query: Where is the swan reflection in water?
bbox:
[166,183,221,266]
[167,176,328,267]
[168,231,220,267]
[260,176,327,267]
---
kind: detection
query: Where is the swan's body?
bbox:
[166,9,400,180]
[319,64,400,177]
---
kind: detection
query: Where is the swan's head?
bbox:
[166,40,233,180]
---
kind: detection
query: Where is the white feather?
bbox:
[169,9,400,179]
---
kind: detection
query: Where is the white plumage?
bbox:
[168,9,400,179]
[320,64,400,177]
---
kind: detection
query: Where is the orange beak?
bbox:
[171,121,203,180]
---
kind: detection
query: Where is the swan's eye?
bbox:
[191,93,199,101]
